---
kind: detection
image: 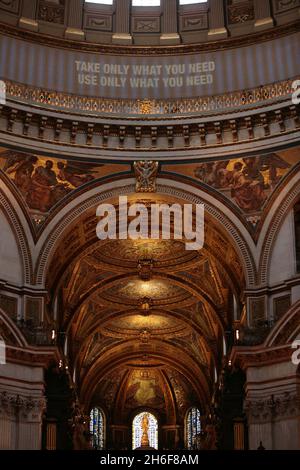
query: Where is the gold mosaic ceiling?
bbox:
[92,239,200,270]
[101,278,191,306]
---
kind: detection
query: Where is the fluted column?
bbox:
[19,0,39,32]
[16,398,46,450]
[160,0,180,45]
[65,0,85,40]
[254,0,274,31]
[208,0,228,40]
[112,0,132,45]
[0,414,13,449]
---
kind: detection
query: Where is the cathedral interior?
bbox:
[0,0,300,452]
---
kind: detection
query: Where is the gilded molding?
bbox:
[4,78,296,116]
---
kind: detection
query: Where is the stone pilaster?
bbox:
[208,0,228,40]
[0,392,46,450]
[160,0,180,45]
[254,0,274,31]
[65,0,85,40]
[112,0,132,45]
[19,0,39,32]
[244,392,300,450]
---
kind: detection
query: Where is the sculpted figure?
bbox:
[134,161,159,192]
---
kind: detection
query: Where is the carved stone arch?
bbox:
[258,176,300,285]
[0,185,33,285]
[35,178,256,288]
[0,307,28,348]
[80,340,210,412]
[156,181,256,286]
[35,182,135,286]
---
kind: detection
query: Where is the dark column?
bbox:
[112,0,132,44]
[19,0,39,31]
[160,0,180,45]
[208,0,228,40]
[65,0,85,40]
[254,0,274,31]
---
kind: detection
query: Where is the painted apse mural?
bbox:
[91,366,199,427]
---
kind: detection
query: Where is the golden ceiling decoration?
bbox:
[103,314,186,336]
[91,239,199,268]
[101,278,190,305]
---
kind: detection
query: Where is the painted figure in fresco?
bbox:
[1,153,102,213]
[6,155,38,196]
[194,161,232,188]
[260,154,291,185]
[57,161,95,188]
[126,372,164,408]
[27,160,58,212]
[194,155,290,212]
[194,162,215,186]
[231,160,266,211]
[242,157,265,184]
[214,161,232,188]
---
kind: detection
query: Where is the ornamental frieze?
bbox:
[244,392,300,423]
[3,78,296,116]
[0,391,46,419]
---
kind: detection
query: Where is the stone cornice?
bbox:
[0,19,299,54]
[0,92,299,160]
[230,344,292,369]
[6,344,60,368]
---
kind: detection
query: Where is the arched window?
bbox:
[186,407,201,450]
[90,407,105,449]
[132,412,158,450]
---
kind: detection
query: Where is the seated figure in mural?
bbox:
[231,160,266,211]
[26,160,59,212]
[260,154,291,186]
[214,161,233,188]
[195,161,233,189]
[6,155,38,197]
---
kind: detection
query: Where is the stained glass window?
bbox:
[132,412,158,450]
[90,407,105,450]
[186,407,201,449]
